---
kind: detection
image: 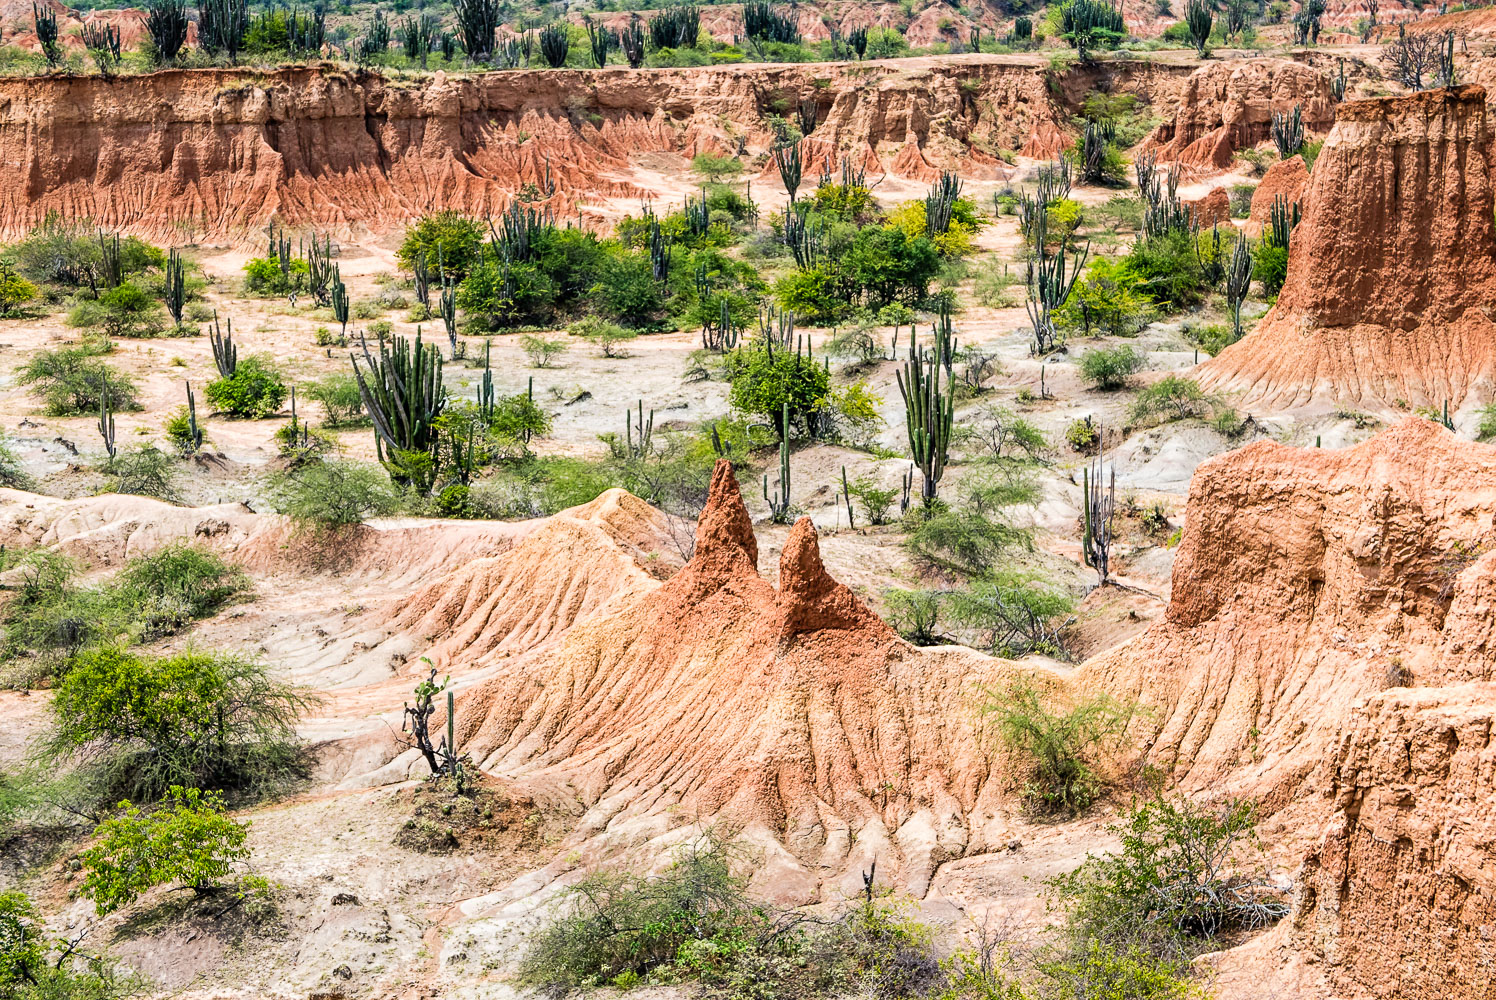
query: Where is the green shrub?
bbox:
[846,474,900,525]
[570,315,639,358]
[983,675,1132,815]
[946,572,1074,658]
[15,347,140,416]
[589,250,664,328]
[1066,417,1100,453]
[0,259,38,316]
[1478,403,1496,442]
[1228,184,1256,219]
[67,282,167,339]
[1125,229,1209,309]
[519,333,569,368]
[486,393,552,454]
[1130,376,1212,425]
[205,356,287,418]
[81,786,267,915]
[691,151,743,181]
[1079,345,1145,390]
[883,588,947,645]
[243,255,309,296]
[11,218,163,288]
[905,507,1032,577]
[962,404,1049,462]
[113,544,250,637]
[1039,941,1205,1000]
[397,210,486,280]
[105,445,179,502]
[1043,794,1290,956]
[303,372,365,427]
[49,648,311,804]
[724,345,831,438]
[0,889,45,991]
[269,459,399,528]
[1252,239,1289,296]
[1058,257,1153,338]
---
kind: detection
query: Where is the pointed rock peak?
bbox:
[692,459,758,570]
[777,517,834,599]
[776,517,894,639]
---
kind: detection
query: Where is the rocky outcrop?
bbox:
[0,58,1077,243]
[1079,418,1496,999]
[1201,85,1496,411]
[1078,419,1496,806]
[1142,58,1335,170]
[1247,152,1310,229]
[1186,186,1231,227]
[454,460,1023,898]
[1294,683,1496,1000]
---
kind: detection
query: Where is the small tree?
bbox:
[0,258,37,316]
[1079,345,1145,390]
[519,333,568,368]
[270,459,399,528]
[81,786,266,915]
[571,316,639,358]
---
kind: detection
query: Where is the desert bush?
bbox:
[1125,229,1209,309]
[0,889,46,991]
[1130,376,1213,425]
[105,445,179,502]
[205,355,287,418]
[947,573,1074,658]
[67,282,167,339]
[243,256,308,296]
[11,218,163,288]
[397,210,486,280]
[570,315,639,358]
[691,151,743,181]
[1252,239,1289,296]
[269,459,399,528]
[0,259,38,316]
[961,404,1049,462]
[1043,794,1290,958]
[1065,417,1099,453]
[724,345,831,438]
[519,333,569,368]
[486,393,552,456]
[48,647,312,804]
[983,675,1132,815]
[905,506,1033,578]
[15,347,140,416]
[846,473,900,525]
[883,588,948,646]
[0,433,33,490]
[1057,257,1154,338]
[112,544,251,639]
[81,786,267,915]
[1478,403,1496,442]
[303,372,365,427]
[1079,345,1145,390]
[1039,940,1205,1000]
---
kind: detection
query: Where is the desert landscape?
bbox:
[0,0,1493,998]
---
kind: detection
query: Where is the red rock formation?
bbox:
[1078,418,1496,999]
[1200,85,1496,410]
[1294,683,1496,1000]
[0,58,1074,243]
[1247,152,1309,229]
[454,460,1020,896]
[1186,186,1231,227]
[1142,58,1335,170]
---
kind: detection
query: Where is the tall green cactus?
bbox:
[896,328,954,504]
[764,402,792,522]
[164,249,186,326]
[98,373,117,460]
[774,140,803,202]
[145,0,189,63]
[330,266,350,337]
[182,379,203,455]
[539,22,569,67]
[1184,0,1211,56]
[351,327,447,491]
[208,311,236,378]
[1224,235,1253,343]
[33,2,61,68]
[1271,104,1304,159]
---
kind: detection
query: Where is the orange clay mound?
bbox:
[0,59,1077,244]
[454,461,1023,898]
[379,488,683,672]
[1141,58,1334,170]
[1077,418,1496,999]
[1201,85,1496,412]
[1246,152,1309,230]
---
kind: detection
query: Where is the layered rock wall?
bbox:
[1200,85,1496,410]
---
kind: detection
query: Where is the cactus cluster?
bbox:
[164,249,186,327]
[208,311,236,378]
[198,0,248,60]
[620,16,646,67]
[146,0,190,63]
[33,3,61,69]
[764,402,793,522]
[586,18,614,68]
[1136,150,1190,239]
[1271,104,1304,159]
[784,208,824,269]
[1081,425,1116,584]
[650,4,699,48]
[744,1,799,43]
[539,22,570,67]
[896,328,955,504]
[453,0,498,61]
[1184,0,1212,57]
[1077,119,1116,184]
[1224,234,1253,343]
[773,140,804,202]
[1025,206,1089,355]
[352,328,447,491]
[924,171,963,238]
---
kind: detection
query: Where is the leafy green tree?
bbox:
[772,266,842,324]
[589,250,663,328]
[844,225,942,306]
[15,347,140,416]
[269,459,400,528]
[1057,256,1154,337]
[205,355,287,418]
[1079,345,1146,390]
[398,211,486,280]
[49,648,311,802]
[0,259,37,317]
[81,786,265,915]
[725,346,831,439]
